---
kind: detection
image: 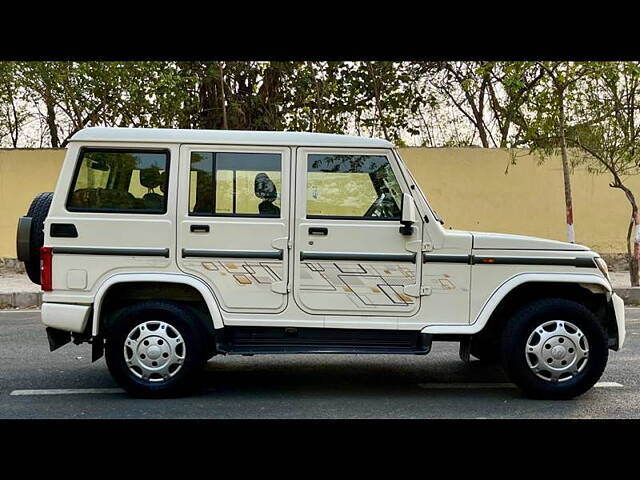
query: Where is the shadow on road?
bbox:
[197,355,515,397]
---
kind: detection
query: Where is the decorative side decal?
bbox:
[198,260,283,289]
[300,261,416,308]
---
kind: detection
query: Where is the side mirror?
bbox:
[400,193,416,236]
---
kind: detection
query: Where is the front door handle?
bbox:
[309,227,328,236]
[190,225,210,233]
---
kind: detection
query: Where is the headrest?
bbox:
[255,172,277,201]
[159,171,167,194]
[140,167,163,190]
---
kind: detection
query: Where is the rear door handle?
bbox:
[190,225,210,233]
[309,227,328,236]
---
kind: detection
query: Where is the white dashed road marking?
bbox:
[417,382,623,390]
[10,388,124,396]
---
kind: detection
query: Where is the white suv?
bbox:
[16,127,626,399]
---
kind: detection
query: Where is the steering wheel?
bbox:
[364,193,399,218]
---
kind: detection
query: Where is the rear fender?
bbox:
[92,273,224,336]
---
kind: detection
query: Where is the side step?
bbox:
[216,327,432,355]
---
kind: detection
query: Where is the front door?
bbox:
[292,148,423,324]
[177,144,290,313]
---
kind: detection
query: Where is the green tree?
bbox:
[484,61,545,148]
[564,62,640,285]
[518,62,595,244]
[0,62,28,148]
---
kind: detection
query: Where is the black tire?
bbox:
[501,298,608,400]
[23,192,54,284]
[105,301,209,398]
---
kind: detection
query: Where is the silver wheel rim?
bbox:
[124,321,186,382]
[525,320,589,383]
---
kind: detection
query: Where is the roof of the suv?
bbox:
[70,127,394,148]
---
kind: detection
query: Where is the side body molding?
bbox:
[420,273,612,335]
[92,273,225,336]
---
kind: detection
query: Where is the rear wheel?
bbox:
[105,301,209,398]
[501,298,608,399]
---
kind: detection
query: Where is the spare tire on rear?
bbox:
[16,192,53,284]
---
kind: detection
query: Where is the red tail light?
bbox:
[40,247,52,291]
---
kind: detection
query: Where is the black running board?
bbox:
[216,327,432,355]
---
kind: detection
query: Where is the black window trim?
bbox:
[188,150,283,219]
[307,214,400,221]
[65,146,171,215]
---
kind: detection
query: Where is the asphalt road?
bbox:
[1,309,639,419]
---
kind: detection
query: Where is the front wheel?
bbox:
[105,301,208,398]
[501,298,609,400]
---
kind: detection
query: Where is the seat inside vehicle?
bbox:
[140,167,165,210]
[254,172,280,216]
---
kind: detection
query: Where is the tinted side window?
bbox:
[189,152,282,217]
[67,149,169,213]
[307,154,402,219]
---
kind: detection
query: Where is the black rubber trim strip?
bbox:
[52,247,170,257]
[182,249,283,260]
[423,254,471,264]
[472,255,596,268]
[422,253,596,268]
[301,252,416,263]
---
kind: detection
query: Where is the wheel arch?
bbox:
[92,273,224,336]
[422,273,612,336]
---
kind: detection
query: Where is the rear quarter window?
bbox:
[66,149,170,214]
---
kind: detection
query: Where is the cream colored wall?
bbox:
[0,147,637,258]
[400,148,637,254]
[0,149,66,259]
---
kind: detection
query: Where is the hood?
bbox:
[471,231,590,251]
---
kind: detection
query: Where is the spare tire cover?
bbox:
[23,192,54,285]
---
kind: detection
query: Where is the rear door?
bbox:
[47,144,176,295]
[292,148,423,325]
[176,144,290,313]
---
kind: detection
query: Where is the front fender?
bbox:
[421,272,612,335]
[92,272,225,336]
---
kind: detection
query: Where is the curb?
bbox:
[612,288,640,306]
[0,291,43,309]
[2,288,640,310]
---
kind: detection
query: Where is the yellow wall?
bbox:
[401,148,637,254]
[0,147,638,258]
[0,149,66,259]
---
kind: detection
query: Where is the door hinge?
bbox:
[271,237,289,252]
[406,240,433,253]
[403,284,432,298]
[271,281,288,294]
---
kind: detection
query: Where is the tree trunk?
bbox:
[6,85,19,148]
[614,180,640,286]
[558,94,575,243]
[219,62,228,130]
[43,87,59,148]
[625,216,640,286]
[628,206,640,286]
[367,63,390,140]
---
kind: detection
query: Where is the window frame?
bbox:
[304,150,404,221]
[65,146,171,215]
[187,150,284,219]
